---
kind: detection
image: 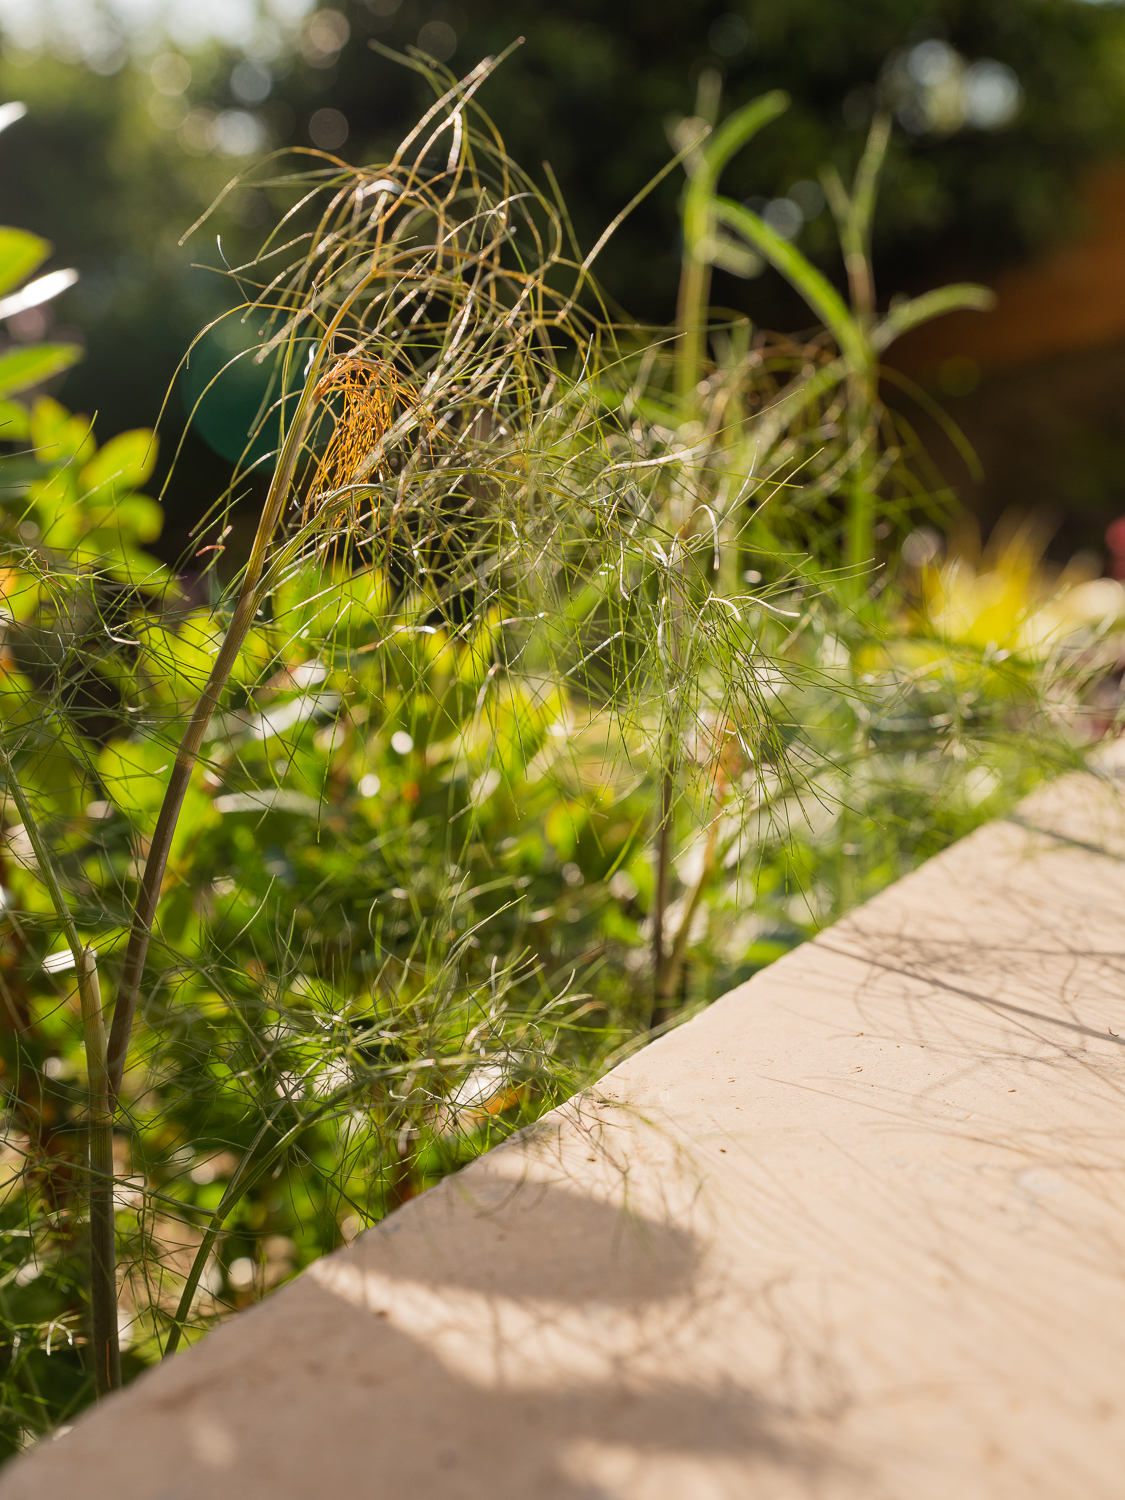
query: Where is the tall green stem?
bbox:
[651,545,687,1027]
[822,115,889,600]
[844,367,877,601]
[651,736,674,1017]
[674,92,788,408]
[822,112,890,330]
[162,1088,347,1358]
[106,360,328,1100]
[653,814,719,1029]
[0,749,119,1392]
[79,950,120,1395]
[663,92,787,1025]
[106,250,395,1101]
[106,588,264,1098]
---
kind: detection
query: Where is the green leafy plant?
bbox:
[620,83,998,1020]
[0,54,1104,1451]
[676,90,994,584]
[0,104,82,445]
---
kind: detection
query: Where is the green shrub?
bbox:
[0,52,1102,1451]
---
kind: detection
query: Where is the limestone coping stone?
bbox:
[4,763,1125,1498]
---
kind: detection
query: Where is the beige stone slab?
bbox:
[5,769,1125,1498]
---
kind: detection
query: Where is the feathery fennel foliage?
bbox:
[0,51,1100,1445]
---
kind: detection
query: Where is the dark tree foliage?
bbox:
[343,0,1125,319]
[0,0,1123,547]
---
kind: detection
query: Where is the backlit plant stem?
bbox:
[0,748,119,1393]
[674,91,789,408]
[651,733,674,1013]
[79,950,119,1396]
[653,813,720,1029]
[105,288,377,1100]
[659,92,788,1020]
[822,115,889,598]
[162,1088,350,1359]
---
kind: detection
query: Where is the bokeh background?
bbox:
[4,0,1125,564]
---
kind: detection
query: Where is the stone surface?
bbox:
[5,766,1125,1498]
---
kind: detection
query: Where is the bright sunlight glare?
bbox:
[0,0,315,65]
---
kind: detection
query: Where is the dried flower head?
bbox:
[305,355,427,527]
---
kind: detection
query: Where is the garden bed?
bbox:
[5,754,1124,1498]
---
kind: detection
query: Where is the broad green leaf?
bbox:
[0,565,43,622]
[0,398,29,441]
[0,454,46,496]
[78,493,164,545]
[700,234,763,279]
[715,196,868,372]
[99,543,171,593]
[96,739,169,828]
[0,227,49,299]
[79,427,158,498]
[31,395,96,466]
[0,664,39,730]
[0,342,83,399]
[98,736,218,868]
[871,285,996,353]
[230,623,277,687]
[135,613,222,704]
[112,493,164,544]
[29,470,81,550]
[7,738,91,821]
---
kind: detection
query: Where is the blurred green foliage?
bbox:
[0,418,1091,1453]
[3,0,1125,554]
[0,41,1111,1455]
[359,0,1125,310]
